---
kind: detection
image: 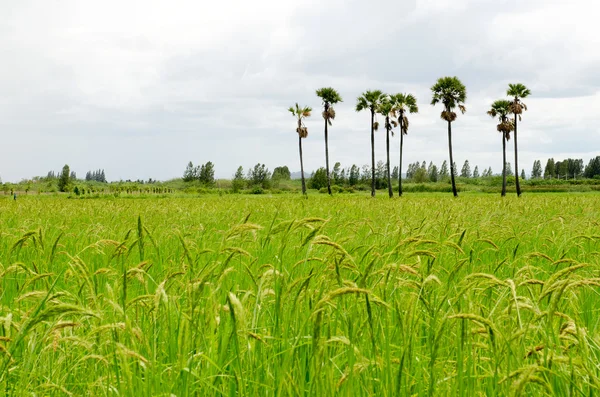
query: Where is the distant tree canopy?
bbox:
[272,166,291,181]
[58,164,71,192]
[584,156,600,179]
[183,161,215,185]
[248,164,271,189]
[309,168,328,190]
[85,169,107,183]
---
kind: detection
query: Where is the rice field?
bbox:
[1,193,600,396]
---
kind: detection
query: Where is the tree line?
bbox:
[291,79,536,197]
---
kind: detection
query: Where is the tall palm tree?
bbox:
[487,100,514,197]
[507,83,531,197]
[288,103,312,195]
[390,93,419,196]
[431,77,467,197]
[377,96,397,198]
[316,88,343,195]
[356,90,385,197]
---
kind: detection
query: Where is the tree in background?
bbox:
[521,169,526,180]
[248,164,271,189]
[58,164,71,192]
[460,160,471,178]
[390,93,419,196]
[272,166,291,181]
[473,166,480,178]
[506,162,513,176]
[356,90,385,197]
[487,99,514,196]
[431,76,467,197]
[439,161,449,181]
[531,160,542,179]
[199,162,215,186]
[428,162,439,182]
[332,162,344,185]
[349,165,360,186]
[309,168,328,190]
[316,87,343,195]
[391,166,399,181]
[584,156,600,178]
[377,96,396,197]
[183,162,196,182]
[507,83,531,196]
[232,166,245,193]
[70,171,77,180]
[544,158,555,179]
[288,103,312,195]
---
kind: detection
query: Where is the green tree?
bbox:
[332,162,343,185]
[439,160,449,180]
[428,162,439,182]
[356,90,385,197]
[460,160,471,178]
[584,156,600,178]
[390,93,419,196]
[232,166,245,193]
[248,164,271,189]
[58,164,71,192]
[377,96,396,197]
[349,165,360,186]
[272,166,291,181]
[487,99,514,196]
[473,165,480,178]
[521,169,526,180]
[431,77,467,197]
[544,158,555,179]
[288,103,312,195]
[506,162,513,177]
[309,167,328,190]
[316,88,342,195]
[183,161,195,182]
[507,83,531,196]
[531,160,542,179]
[199,161,215,186]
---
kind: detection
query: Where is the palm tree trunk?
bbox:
[371,109,376,197]
[386,117,392,198]
[501,133,507,197]
[513,113,521,197]
[447,119,458,197]
[299,134,306,195]
[324,103,332,195]
[399,117,404,197]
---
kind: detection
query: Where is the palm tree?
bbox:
[507,83,531,197]
[316,88,343,195]
[356,90,385,197]
[487,100,514,197]
[431,77,467,197]
[288,103,312,195]
[390,93,419,196]
[377,96,397,198]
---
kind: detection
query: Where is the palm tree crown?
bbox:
[391,93,418,135]
[487,99,513,139]
[288,103,312,137]
[316,87,343,107]
[431,77,467,121]
[356,90,385,113]
[507,83,530,118]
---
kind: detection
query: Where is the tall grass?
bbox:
[0,194,599,395]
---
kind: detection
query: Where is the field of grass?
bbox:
[1,193,600,396]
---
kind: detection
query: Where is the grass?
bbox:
[0,193,600,395]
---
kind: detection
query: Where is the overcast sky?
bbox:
[1,0,600,182]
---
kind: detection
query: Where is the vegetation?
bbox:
[1,194,600,395]
[390,93,419,196]
[316,88,343,195]
[487,99,515,196]
[431,77,467,197]
[289,103,312,195]
[356,90,385,197]
[507,83,531,197]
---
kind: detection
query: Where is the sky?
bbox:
[1,0,600,182]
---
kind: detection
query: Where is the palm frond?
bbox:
[316,87,343,105]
